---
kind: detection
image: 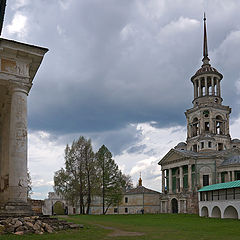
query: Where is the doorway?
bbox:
[171,198,178,213]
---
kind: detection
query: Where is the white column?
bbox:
[169,169,172,194]
[188,164,192,191]
[194,80,198,99]
[217,78,221,97]
[8,86,28,203]
[205,76,208,95]
[211,77,214,95]
[199,79,203,96]
[228,171,231,182]
[179,166,183,192]
[162,170,165,193]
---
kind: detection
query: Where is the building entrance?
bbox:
[171,198,178,213]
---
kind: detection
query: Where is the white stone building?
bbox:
[43,178,161,215]
[158,16,240,214]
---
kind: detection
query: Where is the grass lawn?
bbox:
[1,214,240,239]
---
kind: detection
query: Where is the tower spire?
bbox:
[202,12,210,65]
[138,172,142,186]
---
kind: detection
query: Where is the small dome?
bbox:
[232,139,240,143]
[191,64,222,81]
[175,142,187,150]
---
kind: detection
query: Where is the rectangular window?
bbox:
[208,142,212,148]
[193,144,197,152]
[203,175,209,186]
[236,171,240,180]
[201,142,204,149]
[200,192,203,201]
[218,143,223,151]
[114,208,118,213]
[183,175,188,189]
[183,165,188,174]
[125,197,128,203]
[125,208,128,213]
[172,176,176,193]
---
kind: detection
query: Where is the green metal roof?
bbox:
[199,180,240,192]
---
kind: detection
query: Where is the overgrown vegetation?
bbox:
[54,136,132,214]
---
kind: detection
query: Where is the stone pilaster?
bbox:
[218,172,221,183]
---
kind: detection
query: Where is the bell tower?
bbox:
[185,14,231,152]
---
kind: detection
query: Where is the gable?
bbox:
[158,149,191,166]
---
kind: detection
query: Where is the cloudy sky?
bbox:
[2,0,240,199]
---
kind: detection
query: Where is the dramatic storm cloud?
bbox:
[2,0,240,198]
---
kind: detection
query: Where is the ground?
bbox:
[1,214,240,239]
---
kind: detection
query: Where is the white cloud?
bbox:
[115,123,186,191]
[59,0,73,10]
[6,12,28,39]
[230,116,240,139]
[160,17,199,36]
[12,0,30,9]
[28,130,65,199]
[28,115,240,199]
[136,0,166,20]
[235,78,240,95]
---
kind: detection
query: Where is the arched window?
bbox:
[192,117,199,137]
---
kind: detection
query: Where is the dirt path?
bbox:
[94,224,145,237]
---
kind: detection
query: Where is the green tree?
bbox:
[54,137,95,214]
[96,145,127,214]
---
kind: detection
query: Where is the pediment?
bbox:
[158,149,191,166]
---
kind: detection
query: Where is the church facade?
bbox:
[158,16,240,214]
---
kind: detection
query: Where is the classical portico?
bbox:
[0,38,48,215]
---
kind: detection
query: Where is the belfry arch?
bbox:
[192,117,199,137]
[215,115,224,135]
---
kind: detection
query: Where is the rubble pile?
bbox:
[0,216,81,235]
